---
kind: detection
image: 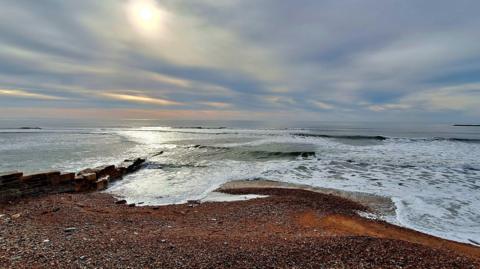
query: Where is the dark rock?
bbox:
[59,173,75,183]
[152,151,164,157]
[74,175,91,192]
[128,203,136,207]
[22,171,60,186]
[120,158,146,174]
[0,171,23,183]
[95,176,109,191]
[81,173,96,182]
[468,239,480,245]
[19,127,41,130]
[115,200,127,205]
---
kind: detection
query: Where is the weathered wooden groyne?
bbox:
[0,158,145,203]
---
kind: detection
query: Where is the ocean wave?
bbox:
[431,137,480,143]
[292,133,388,140]
[174,126,228,130]
[185,144,316,160]
[292,132,480,143]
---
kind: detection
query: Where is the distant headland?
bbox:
[453,124,480,127]
[18,127,42,130]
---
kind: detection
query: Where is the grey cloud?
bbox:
[0,0,479,121]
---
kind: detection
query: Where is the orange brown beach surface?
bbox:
[1,180,479,268]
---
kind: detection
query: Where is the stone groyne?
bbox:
[0,158,145,203]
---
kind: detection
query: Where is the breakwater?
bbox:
[0,158,145,202]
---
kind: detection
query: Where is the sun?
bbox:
[126,0,169,38]
[139,7,154,22]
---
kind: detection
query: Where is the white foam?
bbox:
[108,127,480,244]
[201,192,268,202]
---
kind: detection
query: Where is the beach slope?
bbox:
[0,180,479,268]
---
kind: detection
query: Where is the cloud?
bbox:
[0,88,67,100]
[311,100,334,110]
[199,101,232,109]
[264,96,296,106]
[367,104,410,112]
[400,83,480,113]
[0,0,479,122]
[100,92,182,106]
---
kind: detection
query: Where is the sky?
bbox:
[0,0,479,123]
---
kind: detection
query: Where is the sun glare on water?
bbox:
[126,0,169,38]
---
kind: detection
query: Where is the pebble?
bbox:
[1,188,478,268]
[12,213,21,219]
[64,227,77,233]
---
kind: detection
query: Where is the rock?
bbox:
[0,171,23,183]
[64,227,77,233]
[115,199,127,205]
[95,176,109,191]
[468,239,480,245]
[187,200,201,205]
[43,239,50,243]
[95,165,116,178]
[74,175,90,192]
[11,213,21,219]
[59,173,75,183]
[120,158,146,174]
[152,151,164,157]
[0,189,22,202]
[77,168,96,176]
[81,173,96,182]
[128,203,136,207]
[79,165,119,181]
[22,172,58,186]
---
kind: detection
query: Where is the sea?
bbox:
[0,119,479,245]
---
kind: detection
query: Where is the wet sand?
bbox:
[0,181,479,268]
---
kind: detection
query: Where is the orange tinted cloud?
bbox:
[0,88,66,100]
[100,92,182,106]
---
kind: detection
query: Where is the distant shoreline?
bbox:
[453,124,480,127]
